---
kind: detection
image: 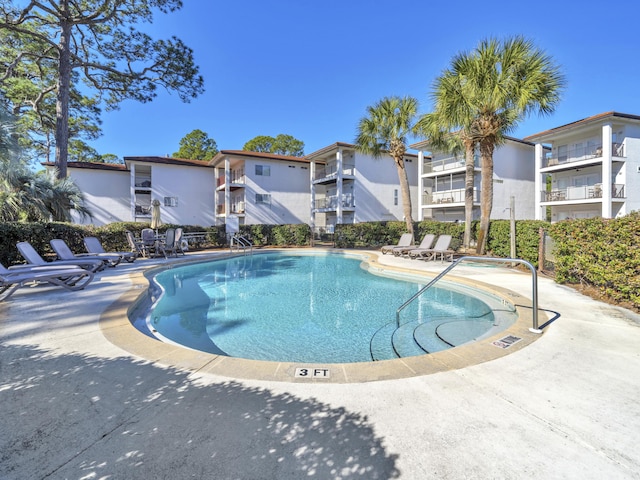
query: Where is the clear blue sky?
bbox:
[90,0,640,159]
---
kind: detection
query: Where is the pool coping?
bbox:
[99,249,546,383]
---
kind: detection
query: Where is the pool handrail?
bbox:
[395,256,542,333]
[230,234,253,255]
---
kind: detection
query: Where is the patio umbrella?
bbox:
[150,199,162,233]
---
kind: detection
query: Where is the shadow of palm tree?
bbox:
[0,344,400,479]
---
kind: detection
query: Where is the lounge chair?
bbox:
[1,262,94,301]
[410,234,454,262]
[393,233,435,257]
[50,239,121,268]
[84,236,136,263]
[17,241,106,273]
[381,233,414,255]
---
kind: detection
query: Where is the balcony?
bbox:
[313,164,355,183]
[544,143,625,168]
[422,188,479,205]
[542,184,625,202]
[216,174,246,189]
[423,156,477,174]
[313,194,355,210]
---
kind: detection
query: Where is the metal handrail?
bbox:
[230,234,253,255]
[395,256,541,333]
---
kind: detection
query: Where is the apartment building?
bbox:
[306,142,419,232]
[524,112,640,221]
[209,150,312,226]
[44,156,216,226]
[411,137,538,222]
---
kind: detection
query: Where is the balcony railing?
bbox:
[545,143,625,168]
[313,163,355,181]
[217,174,245,187]
[542,184,625,202]
[423,156,478,174]
[313,194,355,210]
[422,188,479,205]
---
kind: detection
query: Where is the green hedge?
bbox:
[549,212,640,309]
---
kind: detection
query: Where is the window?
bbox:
[394,189,398,206]
[164,196,178,207]
[255,193,271,204]
[255,165,271,176]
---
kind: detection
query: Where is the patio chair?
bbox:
[50,239,121,268]
[84,236,137,263]
[141,228,166,258]
[126,231,148,258]
[393,233,435,257]
[17,241,106,273]
[381,233,413,255]
[1,262,94,301]
[163,228,186,257]
[412,234,454,262]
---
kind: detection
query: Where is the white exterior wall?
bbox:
[138,163,215,227]
[621,133,640,216]
[68,168,130,226]
[244,158,311,225]
[353,152,419,223]
[490,142,536,220]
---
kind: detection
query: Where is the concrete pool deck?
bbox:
[1,248,639,479]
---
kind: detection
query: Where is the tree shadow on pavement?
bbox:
[0,343,400,479]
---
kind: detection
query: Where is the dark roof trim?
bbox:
[124,156,213,168]
[210,150,310,166]
[524,111,640,141]
[410,135,534,150]
[42,161,128,172]
[306,141,418,159]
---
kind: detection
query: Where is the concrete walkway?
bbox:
[1,250,639,479]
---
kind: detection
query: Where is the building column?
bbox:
[417,151,424,220]
[310,160,316,235]
[602,124,613,218]
[336,148,343,224]
[534,143,544,220]
[224,156,231,218]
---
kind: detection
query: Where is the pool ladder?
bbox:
[230,234,253,255]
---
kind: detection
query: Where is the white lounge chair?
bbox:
[0,262,94,301]
[50,239,121,268]
[381,233,413,255]
[393,233,435,257]
[84,236,136,263]
[17,241,105,273]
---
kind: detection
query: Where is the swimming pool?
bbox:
[132,252,517,363]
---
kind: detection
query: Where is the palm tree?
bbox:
[426,36,564,254]
[355,96,420,237]
[416,112,476,250]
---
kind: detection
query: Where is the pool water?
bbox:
[135,252,516,363]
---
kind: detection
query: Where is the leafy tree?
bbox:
[271,134,304,156]
[355,96,419,237]
[173,129,218,161]
[423,36,564,254]
[244,134,304,156]
[0,0,204,179]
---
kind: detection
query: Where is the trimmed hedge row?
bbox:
[0,221,312,266]
[549,212,640,309]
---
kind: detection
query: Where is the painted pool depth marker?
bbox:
[294,367,331,378]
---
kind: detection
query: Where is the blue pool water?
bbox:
[134,252,516,363]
